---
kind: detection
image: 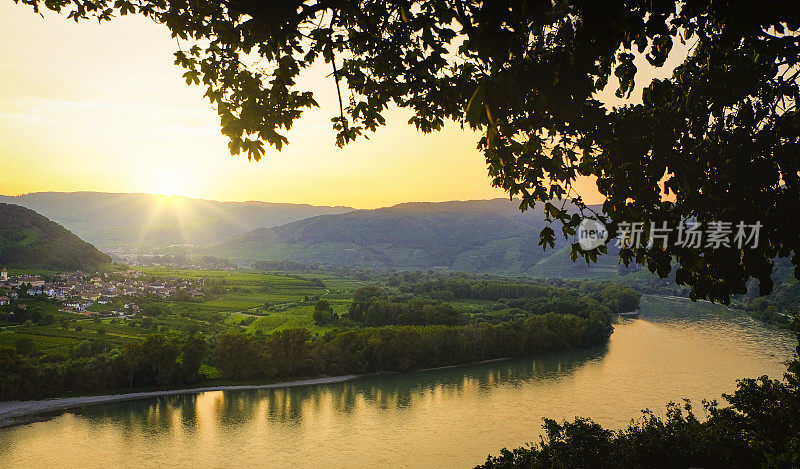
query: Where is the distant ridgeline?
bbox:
[214,199,657,282]
[218,198,624,277]
[0,203,110,270]
[0,192,352,248]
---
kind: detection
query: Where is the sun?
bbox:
[142,157,202,198]
[149,172,186,197]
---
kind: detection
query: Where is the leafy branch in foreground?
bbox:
[13,0,800,301]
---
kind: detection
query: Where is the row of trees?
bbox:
[401,279,559,302]
[214,313,611,381]
[0,310,611,401]
[0,334,207,400]
[395,278,641,317]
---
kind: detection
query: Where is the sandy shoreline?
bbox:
[0,374,362,428]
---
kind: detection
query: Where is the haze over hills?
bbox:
[0,192,633,279]
[215,198,627,277]
[0,192,353,248]
[0,203,111,270]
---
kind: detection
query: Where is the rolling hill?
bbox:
[0,203,111,270]
[214,198,659,281]
[0,192,352,248]
[216,198,621,276]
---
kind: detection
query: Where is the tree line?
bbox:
[0,333,207,400]
[0,312,610,400]
[214,313,610,381]
[397,279,641,315]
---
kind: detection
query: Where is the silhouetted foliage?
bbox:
[14,0,800,301]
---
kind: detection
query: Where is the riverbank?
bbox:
[0,374,362,428]
[0,355,554,428]
[0,354,586,428]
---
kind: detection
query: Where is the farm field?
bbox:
[0,268,371,357]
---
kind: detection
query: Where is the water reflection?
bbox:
[73,344,609,433]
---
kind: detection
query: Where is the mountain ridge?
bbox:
[0,191,354,248]
[216,198,562,274]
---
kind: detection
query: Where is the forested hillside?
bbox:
[218,199,650,280]
[0,203,111,270]
[219,199,556,273]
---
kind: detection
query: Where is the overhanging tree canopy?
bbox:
[14,0,800,302]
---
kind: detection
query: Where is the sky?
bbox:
[0,3,680,209]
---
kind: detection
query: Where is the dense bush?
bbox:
[313,299,336,325]
[347,289,466,326]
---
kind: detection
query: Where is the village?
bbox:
[0,267,205,319]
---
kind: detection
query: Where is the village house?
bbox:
[79,290,101,301]
[0,268,7,282]
[64,300,93,312]
[17,275,45,288]
[0,269,208,316]
[0,296,9,306]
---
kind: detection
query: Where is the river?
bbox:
[0,295,796,468]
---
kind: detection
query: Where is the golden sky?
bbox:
[0,4,680,208]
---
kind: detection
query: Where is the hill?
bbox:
[218,199,596,275]
[0,192,352,248]
[215,199,673,282]
[0,203,111,270]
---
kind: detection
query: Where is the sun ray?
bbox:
[134,194,169,248]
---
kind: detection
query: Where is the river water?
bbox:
[0,296,796,468]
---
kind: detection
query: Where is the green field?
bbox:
[1,265,775,359]
[0,267,372,355]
